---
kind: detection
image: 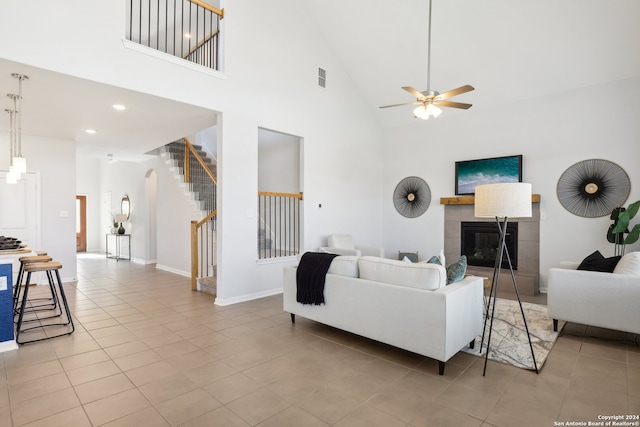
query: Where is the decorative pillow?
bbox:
[446,255,467,284]
[402,256,413,263]
[577,250,621,273]
[426,255,441,265]
[613,251,640,276]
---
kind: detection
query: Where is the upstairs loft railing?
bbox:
[127,0,224,70]
[181,138,218,291]
[258,192,303,259]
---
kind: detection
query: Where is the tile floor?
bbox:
[1,254,638,426]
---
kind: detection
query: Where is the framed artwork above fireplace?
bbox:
[455,154,523,195]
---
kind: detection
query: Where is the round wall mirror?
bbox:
[121,195,131,219]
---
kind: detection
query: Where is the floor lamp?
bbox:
[474,183,538,376]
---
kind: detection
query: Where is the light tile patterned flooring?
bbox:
[1,253,639,426]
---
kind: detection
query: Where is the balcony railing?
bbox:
[127,0,223,70]
[258,192,303,259]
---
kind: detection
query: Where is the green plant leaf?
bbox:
[626,200,640,220]
[625,224,640,245]
[612,211,630,234]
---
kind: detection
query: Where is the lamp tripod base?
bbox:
[480,217,538,376]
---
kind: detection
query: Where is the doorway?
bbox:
[76,195,87,252]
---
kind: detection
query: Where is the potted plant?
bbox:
[607,200,640,256]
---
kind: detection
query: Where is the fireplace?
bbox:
[461,221,518,270]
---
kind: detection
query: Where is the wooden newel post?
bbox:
[190,220,198,291]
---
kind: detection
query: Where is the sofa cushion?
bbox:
[613,251,640,276]
[358,256,447,290]
[327,256,360,278]
[577,250,621,273]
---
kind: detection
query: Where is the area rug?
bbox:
[462,298,565,371]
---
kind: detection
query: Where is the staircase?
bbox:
[160,140,217,215]
[159,139,217,295]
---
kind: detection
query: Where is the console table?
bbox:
[106,234,131,261]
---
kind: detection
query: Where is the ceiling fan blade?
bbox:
[435,85,474,101]
[379,101,421,109]
[437,100,473,109]
[402,86,426,101]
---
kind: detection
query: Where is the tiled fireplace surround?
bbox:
[442,199,541,295]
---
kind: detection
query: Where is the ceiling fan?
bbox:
[379,0,474,119]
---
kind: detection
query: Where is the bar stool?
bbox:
[15,261,74,344]
[13,255,54,316]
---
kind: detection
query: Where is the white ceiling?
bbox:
[0,0,638,162]
[302,0,640,128]
[0,58,217,163]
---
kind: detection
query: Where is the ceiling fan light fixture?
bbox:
[413,103,442,120]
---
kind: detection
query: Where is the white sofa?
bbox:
[283,255,484,375]
[547,251,640,334]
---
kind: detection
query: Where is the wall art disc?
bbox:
[393,176,431,218]
[556,159,630,218]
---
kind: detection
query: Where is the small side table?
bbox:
[106,234,131,261]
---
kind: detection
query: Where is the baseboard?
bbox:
[0,340,18,353]
[214,287,282,306]
[155,264,190,278]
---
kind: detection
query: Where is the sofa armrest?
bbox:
[557,261,580,270]
[434,275,484,358]
[548,267,640,334]
[356,245,384,258]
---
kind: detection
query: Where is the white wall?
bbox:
[258,129,300,193]
[3,0,637,300]
[382,75,640,292]
[1,0,385,303]
[0,133,77,281]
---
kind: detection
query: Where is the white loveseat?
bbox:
[283,255,484,375]
[548,251,640,334]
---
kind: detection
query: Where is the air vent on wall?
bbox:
[318,68,326,88]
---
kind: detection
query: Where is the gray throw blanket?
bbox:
[296,252,338,305]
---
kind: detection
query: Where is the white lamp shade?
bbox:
[474,183,532,218]
[115,214,128,223]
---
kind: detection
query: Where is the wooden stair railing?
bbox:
[191,209,217,291]
[258,191,303,259]
[182,138,217,291]
[126,0,224,71]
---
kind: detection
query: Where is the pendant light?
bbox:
[12,73,28,176]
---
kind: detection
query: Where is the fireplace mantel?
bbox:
[440,194,541,205]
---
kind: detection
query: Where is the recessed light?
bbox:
[86,129,97,134]
[112,104,126,111]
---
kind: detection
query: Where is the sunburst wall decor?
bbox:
[393,176,431,218]
[556,159,630,218]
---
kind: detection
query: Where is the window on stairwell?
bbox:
[257,128,302,259]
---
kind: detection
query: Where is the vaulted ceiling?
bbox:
[1,0,638,162]
[302,0,640,128]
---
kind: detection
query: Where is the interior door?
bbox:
[76,195,87,252]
